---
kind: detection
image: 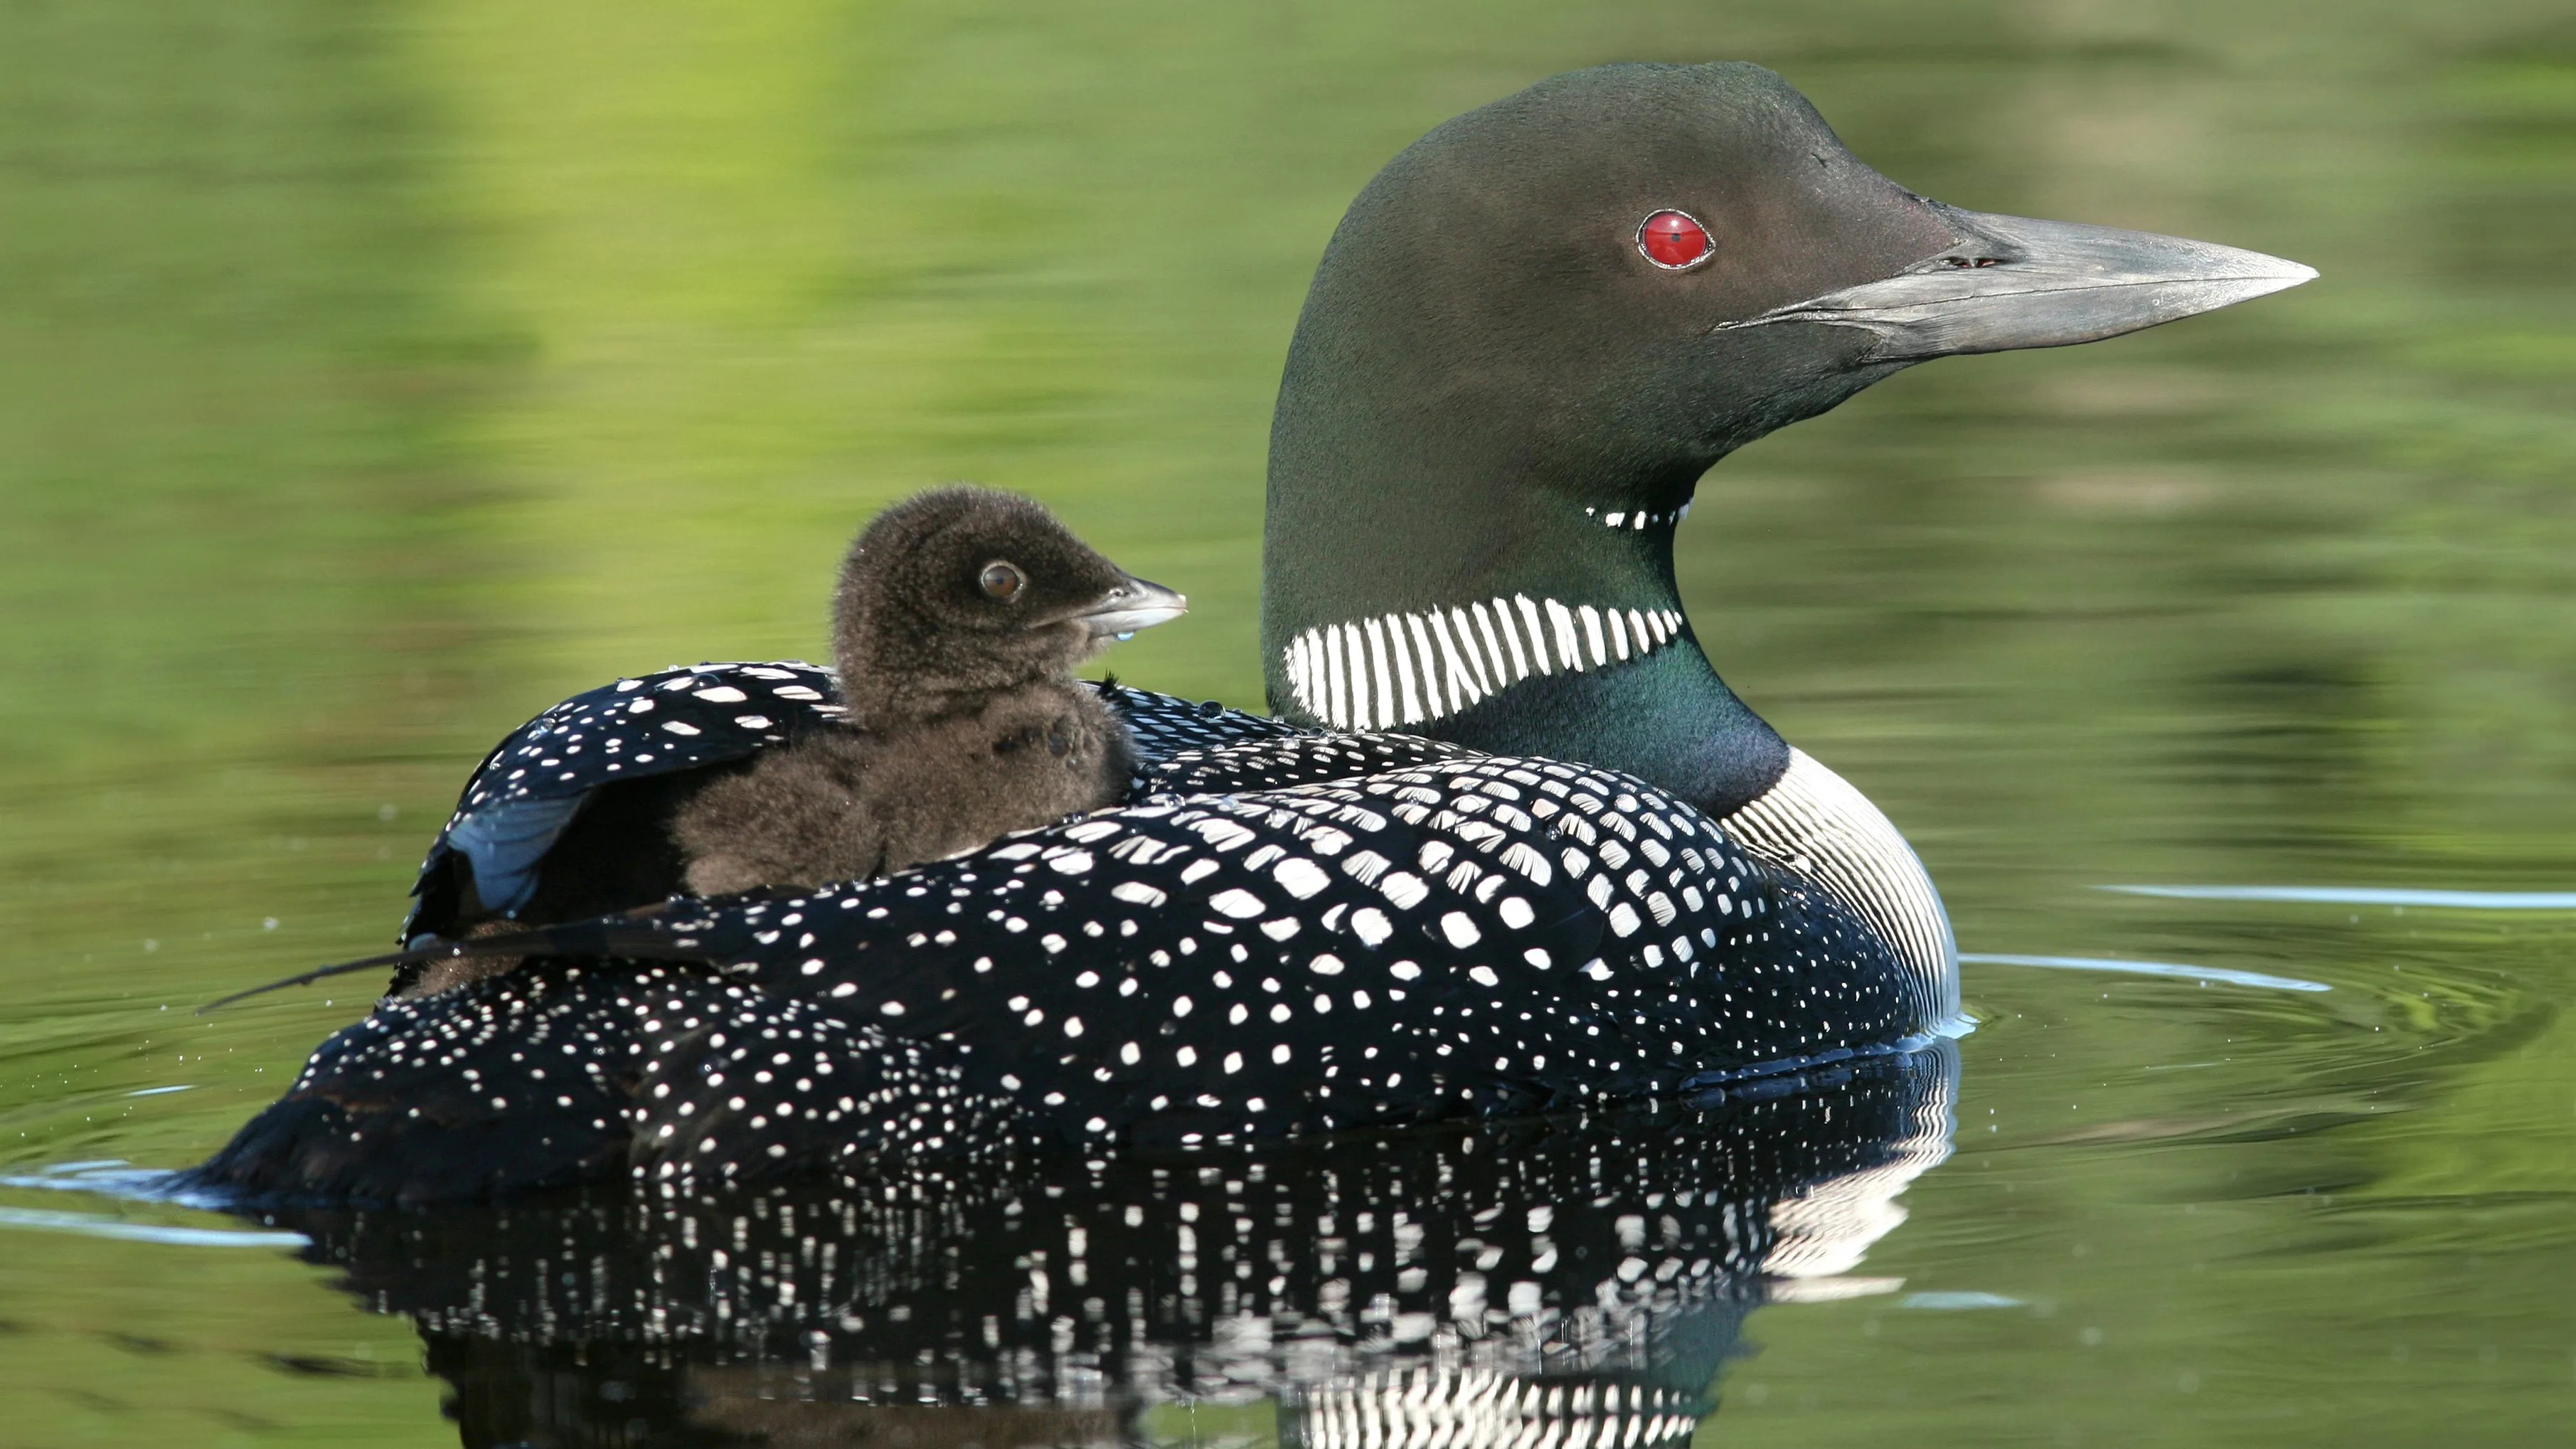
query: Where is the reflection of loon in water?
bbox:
[252,1044,1953,1447]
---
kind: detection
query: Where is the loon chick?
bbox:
[193,62,2311,1203]
[390,487,1182,1002]
[670,487,1181,897]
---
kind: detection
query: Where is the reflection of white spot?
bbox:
[1902,1292,2025,1311]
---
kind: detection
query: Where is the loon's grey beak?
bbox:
[1078,577,1188,639]
[1726,204,2316,359]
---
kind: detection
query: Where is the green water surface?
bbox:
[2,0,2572,1443]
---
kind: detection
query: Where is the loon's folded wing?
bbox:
[404,672,1287,944]
[402,662,847,941]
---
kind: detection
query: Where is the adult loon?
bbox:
[191,62,2309,1203]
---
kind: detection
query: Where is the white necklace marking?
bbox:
[1281,595,1686,731]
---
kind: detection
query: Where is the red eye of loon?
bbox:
[1636,210,1713,270]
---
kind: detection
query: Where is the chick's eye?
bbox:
[979,561,1026,600]
[1637,209,1713,270]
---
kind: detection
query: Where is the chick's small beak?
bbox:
[1077,576,1188,640]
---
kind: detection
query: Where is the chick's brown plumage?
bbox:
[670,487,1173,896]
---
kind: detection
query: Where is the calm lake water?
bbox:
[4,1,2572,1444]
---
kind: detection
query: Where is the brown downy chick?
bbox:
[669,487,1185,896]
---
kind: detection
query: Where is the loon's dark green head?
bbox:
[1262,62,2311,814]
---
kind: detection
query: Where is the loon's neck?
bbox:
[1262,403,1789,817]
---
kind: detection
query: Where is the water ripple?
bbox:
[1962,952,2331,993]
[1902,1291,2026,1310]
[0,1204,307,1249]
[2104,885,2576,910]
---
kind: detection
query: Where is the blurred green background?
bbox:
[1,0,2571,1443]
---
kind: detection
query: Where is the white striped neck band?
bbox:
[1279,595,1688,732]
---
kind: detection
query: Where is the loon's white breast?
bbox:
[1717,748,1962,1031]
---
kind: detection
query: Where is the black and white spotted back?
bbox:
[197,726,1937,1203]
[617,745,1923,1156]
